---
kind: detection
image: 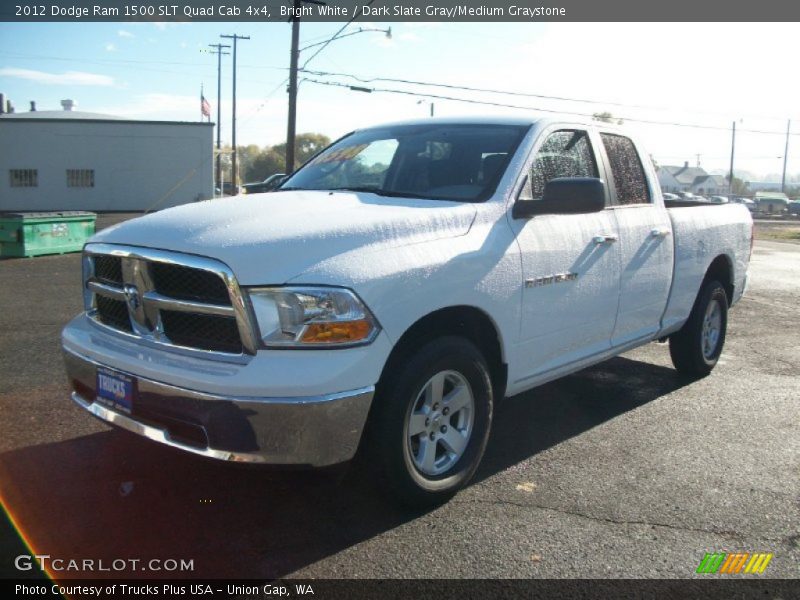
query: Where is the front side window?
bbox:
[600,133,651,205]
[280,124,529,202]
[529,130,598,199]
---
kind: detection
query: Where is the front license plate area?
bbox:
[96,367,137,414]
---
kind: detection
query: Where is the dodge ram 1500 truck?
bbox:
[62,117,753,506]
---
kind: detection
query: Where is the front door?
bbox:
[510,128,621,383]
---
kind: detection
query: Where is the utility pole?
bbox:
[781,119,791,193]
[728,120,736,197]
[286,0,301,174]
[208,43,230,194]
[284,3,387,174]
[221,33,249,191]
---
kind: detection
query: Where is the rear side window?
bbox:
[600,134,651,205]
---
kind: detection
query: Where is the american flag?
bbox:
[201,95,211,119]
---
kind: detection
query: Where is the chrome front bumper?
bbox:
[63,347,374,467]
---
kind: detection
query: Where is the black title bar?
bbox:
[3,0,800,22]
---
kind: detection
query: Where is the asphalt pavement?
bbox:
[0,216,797,579]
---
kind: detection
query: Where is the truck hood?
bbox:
[91,190,477,284]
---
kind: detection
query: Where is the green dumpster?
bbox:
[0,212,96,258]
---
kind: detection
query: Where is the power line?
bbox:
[0,50,288,73]
[300,4,374,71]
[8,47,795,134]
[301,68,670,111]
[0,51,284,71]
[13,47,790,142]
[303,78,800,138]
[236,77,290,129]
[300,68,800,124]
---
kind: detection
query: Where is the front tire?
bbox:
[669,279,728,377]
[369,336,493,508]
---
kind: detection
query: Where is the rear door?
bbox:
[510,127,621,381]
[599,132,674,346]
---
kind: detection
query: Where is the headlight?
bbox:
[246,286,379,348]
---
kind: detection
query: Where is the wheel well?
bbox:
[380,306,508,401]
[704,255,734,305]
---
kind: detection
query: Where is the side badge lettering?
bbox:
[525,272,578,288]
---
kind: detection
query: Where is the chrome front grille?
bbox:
[150,262,231,303]
[95,295,133,333]
[93,255,123,285]
[83,243,257,359]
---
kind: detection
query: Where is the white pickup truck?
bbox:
[62,117,753,506]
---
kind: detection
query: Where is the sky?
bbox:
[1,21,799,181]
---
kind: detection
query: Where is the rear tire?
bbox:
[669,279,728,377]
[367,336,493,508]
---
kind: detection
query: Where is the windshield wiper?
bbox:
[328,187,431,199]
[279,185,453,200]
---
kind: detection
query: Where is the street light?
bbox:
[300,27,392,52]
[781,120,791,193]
[285,17,391,173]
[417,99,434,117]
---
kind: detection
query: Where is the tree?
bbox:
[216,144,233,183]
[272,132,331,169]
[237,132,332,183]
[245,147,285,182]
[592,111,624,125]
[726,175,750,196]
[236,144,262,182]
[783,185,800,198]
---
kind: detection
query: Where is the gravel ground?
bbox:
[0,214,797,580]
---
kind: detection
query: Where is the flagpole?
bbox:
[200,83,204,122]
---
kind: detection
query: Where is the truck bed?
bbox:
[660,203,753,335]
[663,199,718,208]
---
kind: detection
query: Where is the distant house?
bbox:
[691,174,728,196]
[657,162,710,193]
[657,162,731,196]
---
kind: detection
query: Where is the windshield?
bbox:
[279,123,530,202]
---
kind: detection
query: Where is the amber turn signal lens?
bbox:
[300,320,373,344]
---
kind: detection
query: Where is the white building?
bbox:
[690,174,729,196]
[0,101,213,212]
[657,161,729,195]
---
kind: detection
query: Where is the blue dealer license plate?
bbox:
[96,367,136,414]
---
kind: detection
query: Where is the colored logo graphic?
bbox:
[696,552,773,574]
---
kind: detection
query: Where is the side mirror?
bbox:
[267,174,288,191]
[513,177,606,218]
